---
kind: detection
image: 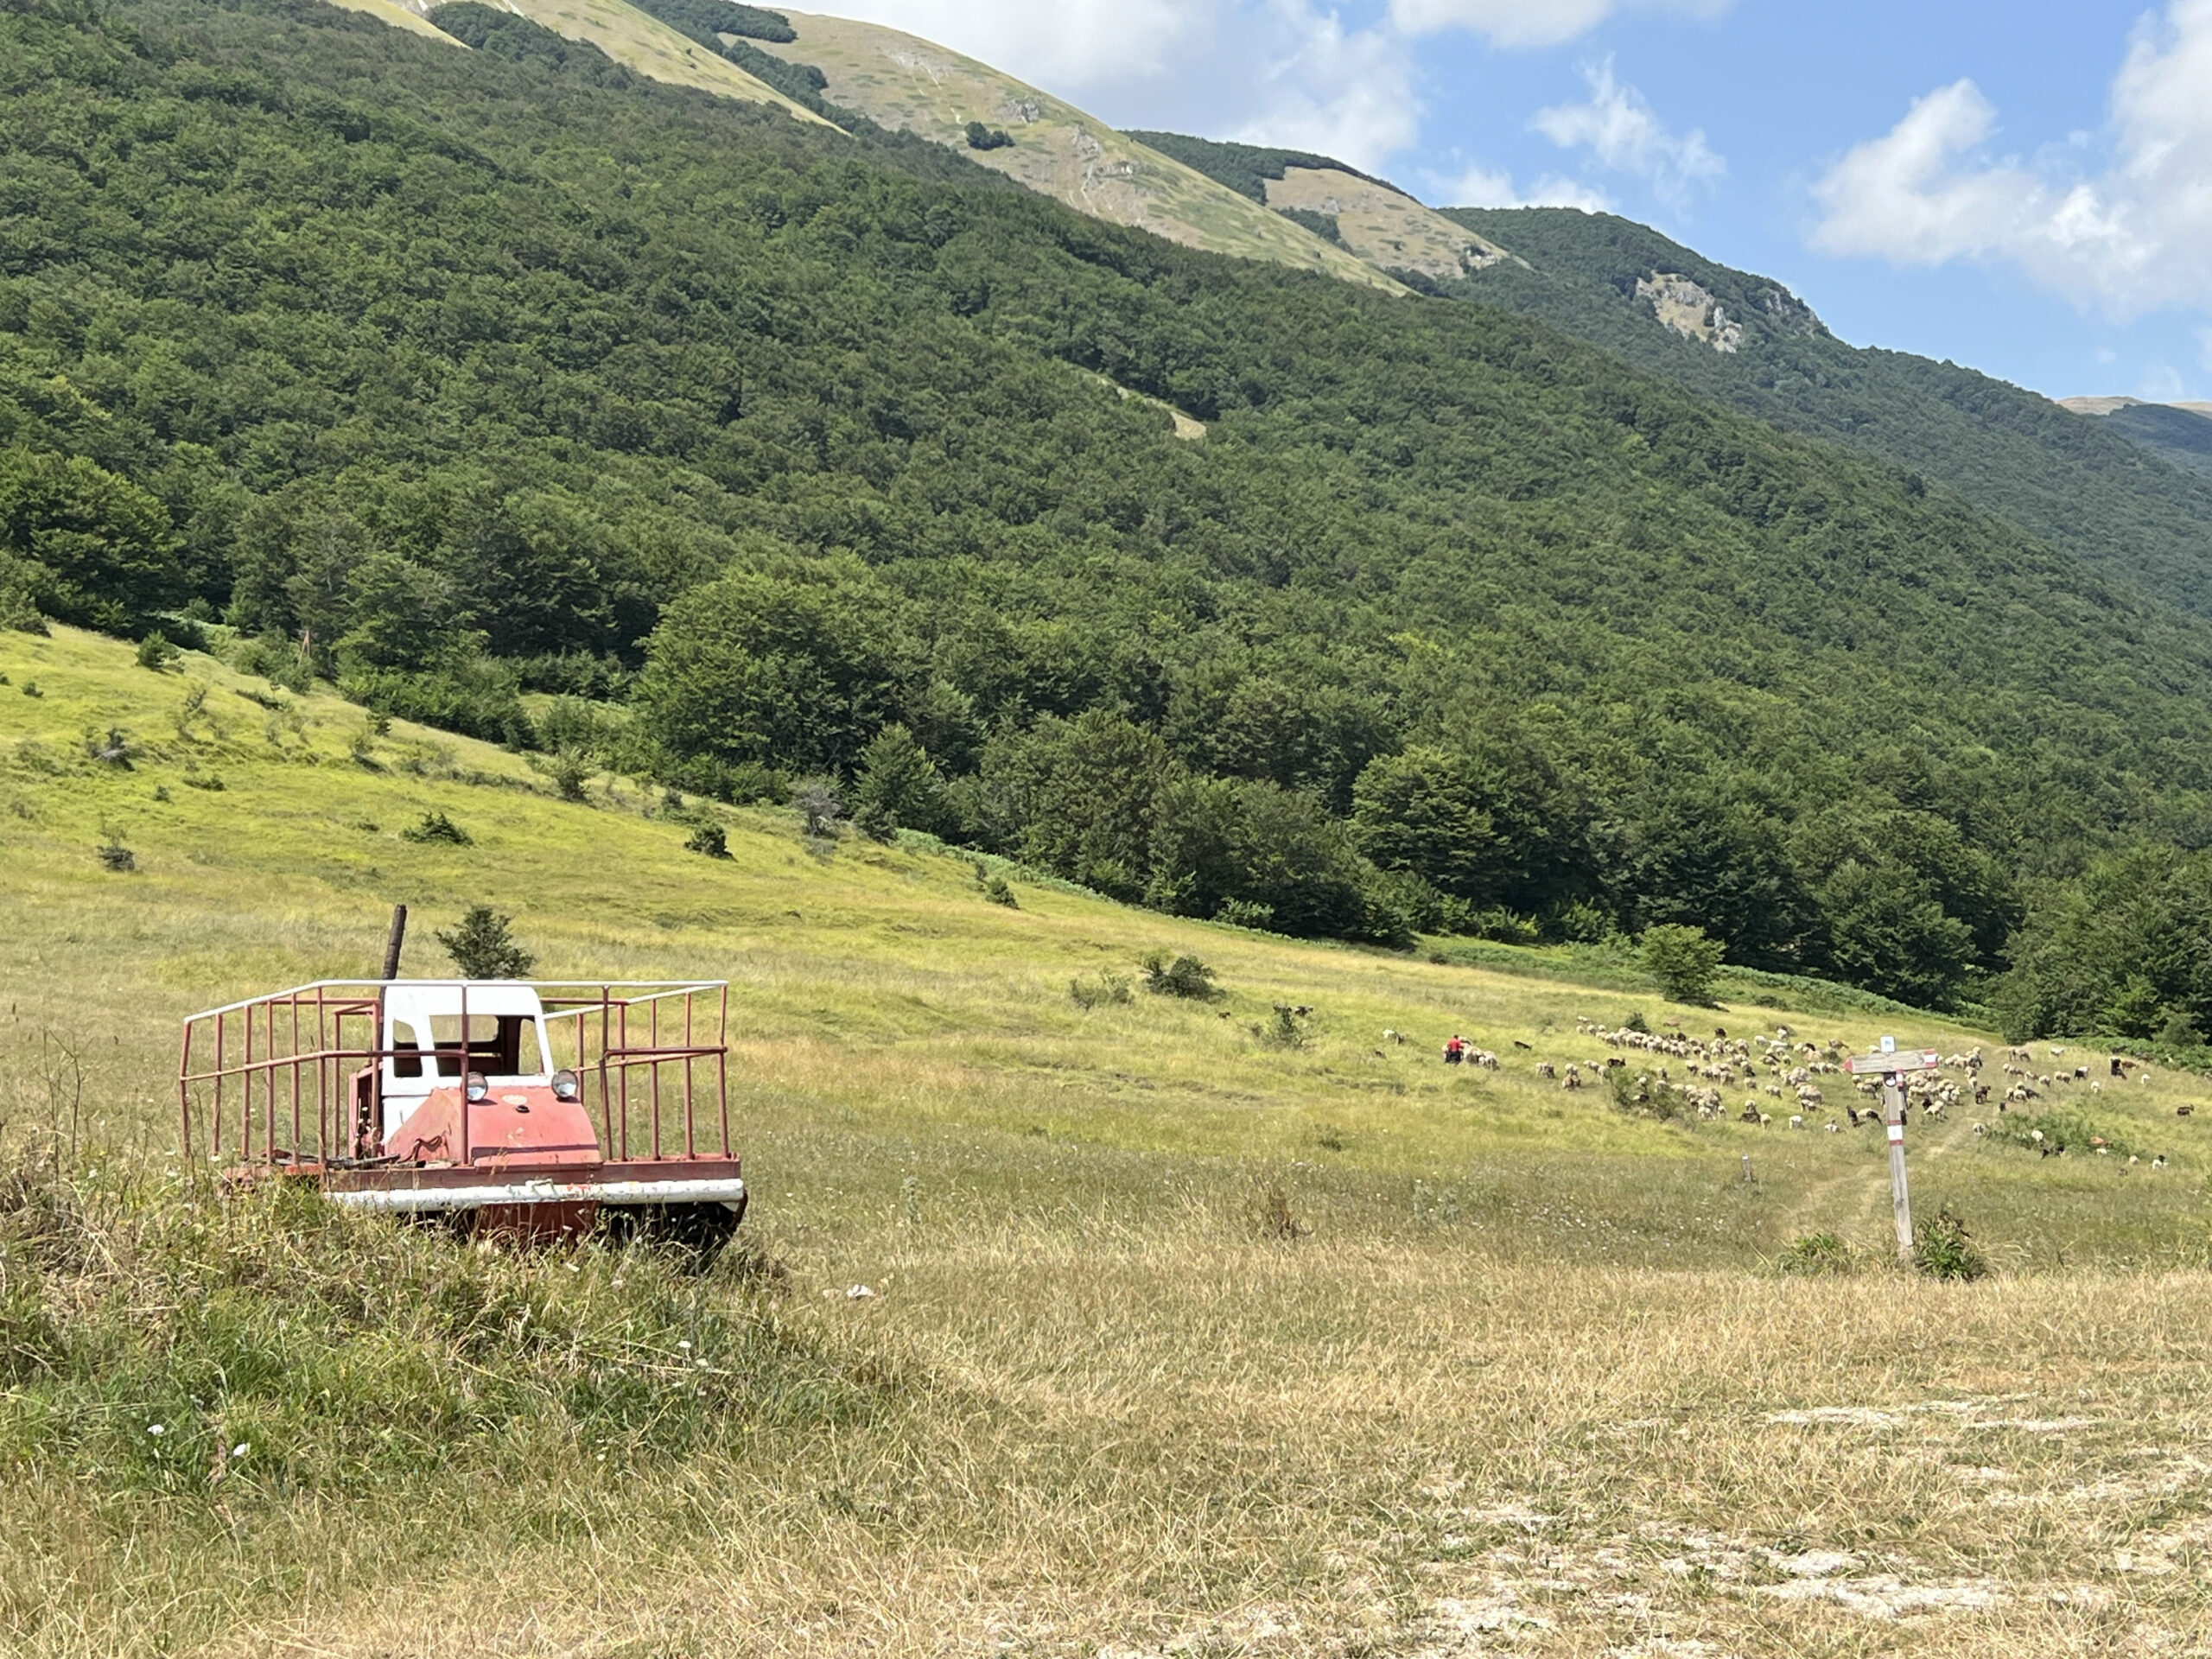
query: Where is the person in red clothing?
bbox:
[1445,1035,1465,1065]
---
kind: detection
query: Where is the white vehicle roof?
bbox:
[383,982,546,1024]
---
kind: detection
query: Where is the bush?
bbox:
[791,776,842,841]
[134,632,178,671]
[550,753,591,803]
[964,121,1014,150]
[434,905,536,979]
[340,658,534,749]
[1069,970,1133,1010]
[851,724,951,842]
[1912,1206,1989,1281]
[400,810,472,846]
[1141,951,1221,1001]
[96,837,136,873]
[684,823,730,860]
[1777,1231,1855,1276]
[1608,1065,1692,1121]
[83,727,132,767]
[1253,1005,1309,1049]
[1214,897,1278,931]
[1643,924,1725,1004]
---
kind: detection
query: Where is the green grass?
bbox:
[7,624,2212,1656]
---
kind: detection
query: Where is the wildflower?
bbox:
[147,1424,165,1437]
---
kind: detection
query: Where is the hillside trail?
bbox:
[1781,1106,1974,1247]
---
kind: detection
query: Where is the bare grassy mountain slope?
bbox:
[356,0,837,123]
[750,12,1402,292]
[1128,130,1516,285]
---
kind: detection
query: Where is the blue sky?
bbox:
[812,1,2212,404]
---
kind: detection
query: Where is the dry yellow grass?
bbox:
[4,623,2211,1656]
[1265,166,1518,284]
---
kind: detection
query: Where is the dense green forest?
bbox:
[2094,403,2212,480]
[1436,207,2212,620]
[4,0,2211,1032]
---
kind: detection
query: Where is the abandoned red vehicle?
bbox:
[180,978,746,1242]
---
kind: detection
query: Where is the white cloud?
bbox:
[1223,3,1423,171]
[1530,57,1723,202]
[2139,361,2187,401]
[1809,0,2212,319]
[1418,159,1611,211]
[1387,0,1734,50]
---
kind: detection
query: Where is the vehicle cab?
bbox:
[373,982,597,1167]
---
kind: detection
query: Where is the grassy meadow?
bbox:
[3,624,2211,1656]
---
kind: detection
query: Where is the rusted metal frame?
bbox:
[178,1020,195,1183]
[315,985,330,1166]
[649,998,662,1162]
[263,997,277,1162]
[241,1001,257,1160]
[457,982,470,1168]
[212,1011,225,1160]
[597,988,614,1159]
[617,1000,631,1163]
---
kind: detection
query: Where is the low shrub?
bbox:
[1069,970,1133,1011]
[134,632,178,671]
[400,810,472,846]
[1913,1205,1990,1281]
[1253,1006,1310,1050]
[684,823,731,860]
[1608,1065,1692,1121]
[95,837,136,873]
[1141,951,1221,1001]
[1777,1231,1855,1275]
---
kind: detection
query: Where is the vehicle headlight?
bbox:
[464,1071,489,1103]
[550,1068,582,1102]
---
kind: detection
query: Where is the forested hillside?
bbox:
[2068,401,2212,480]
[1439,207,2212,618]
[4,0,2212,1028]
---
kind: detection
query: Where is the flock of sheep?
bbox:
[1398,1020,2191,1162]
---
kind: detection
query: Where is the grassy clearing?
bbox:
[4,625,2212,1655]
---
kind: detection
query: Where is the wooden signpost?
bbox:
[1843,1043,1942,1262]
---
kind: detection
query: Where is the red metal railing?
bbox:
[179,981,730,1173]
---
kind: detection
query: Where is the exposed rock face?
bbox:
[1636,274,1742,353]
[1637,273,1824,353]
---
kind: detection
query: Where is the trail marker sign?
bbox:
[1842,1046,1940,1260]
[1842,1049,1940,1076]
